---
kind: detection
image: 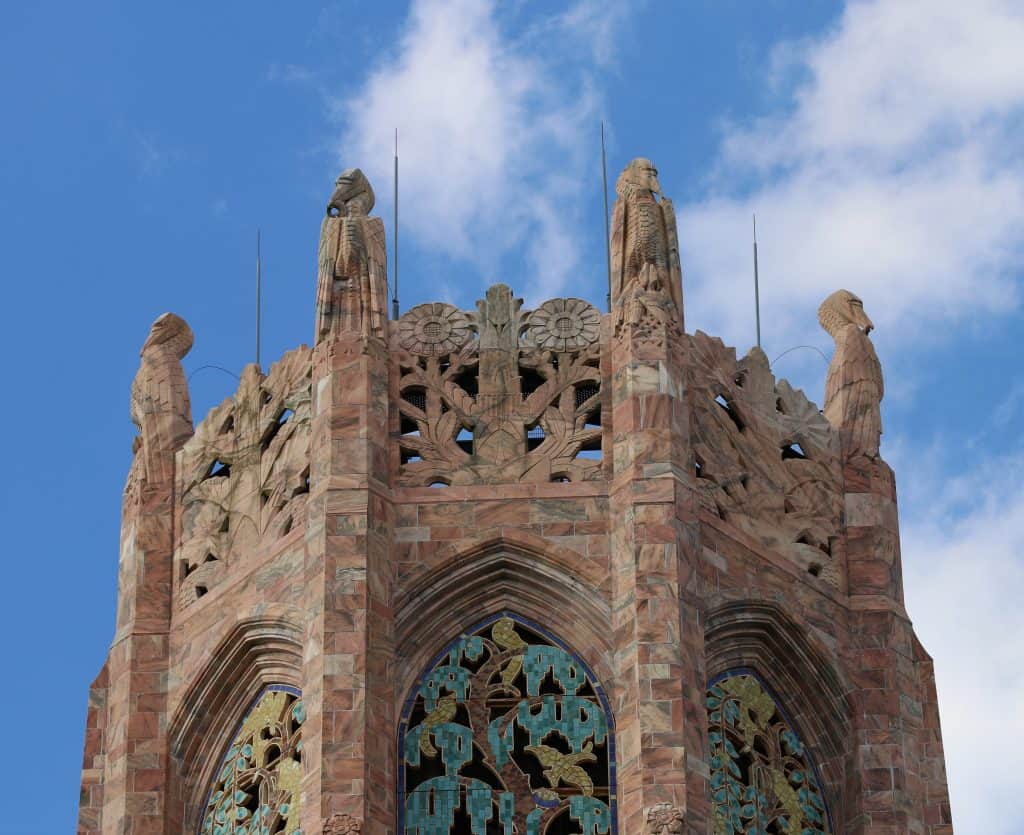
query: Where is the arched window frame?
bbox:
[398,611,618,835]
[708,667,835,834]
[197,683,304,835]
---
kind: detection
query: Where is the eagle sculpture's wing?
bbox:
[659,196,684,315]
[609,199,627,304]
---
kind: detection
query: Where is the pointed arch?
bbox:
[705,601,852,831]
[165,615,303,833]
[398,612,617,835]
[395,530,614,700]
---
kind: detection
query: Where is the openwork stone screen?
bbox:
[707,673,831,834]
[399,613,616,835]
[199,685,304,835]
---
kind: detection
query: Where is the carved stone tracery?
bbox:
[394,284,604,486]
[688,332,843,586]
[176,347,312,608]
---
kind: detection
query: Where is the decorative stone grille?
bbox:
[199,686,304,835]
[399,613,616,834]
[707,673,831,834]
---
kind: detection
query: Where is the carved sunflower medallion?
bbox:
[398,302,473,356]
[526,297,601,352]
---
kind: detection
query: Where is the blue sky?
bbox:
[1,1,1022,831]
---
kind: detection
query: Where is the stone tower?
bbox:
[79,159,953,834]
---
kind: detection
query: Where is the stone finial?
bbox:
[323,812,361,834]
[645,802,684,834]
[609,157,684,335]
[316,168,388,343]
[129,312,194,488]
[819,289,884,459]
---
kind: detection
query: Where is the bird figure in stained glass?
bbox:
[419,694,458,756]
[525,742,597,796]
[492,617,528,688]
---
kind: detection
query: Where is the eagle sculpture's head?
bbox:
[818,289,874,339]
[141,312,193,360]
[616,157,661,198]
[327,168,375,218]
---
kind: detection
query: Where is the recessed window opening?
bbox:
[456,427,474,454]
[401,447,423,465]
[575,383,600,409]
[576,434,602,461]
[520,367,545,397]
[527,423,545,452]
[402,387,427,412]
[204,459,231,480]
[428,479,450,488]
[781,442,807,460]
[291,467,310,497]
[452,367,478,397]
[714,394,744,432]
[551,473,571,483]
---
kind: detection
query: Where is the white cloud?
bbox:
[681,0,1024,353]
[901,448,1024,835]
[339,0,618,301]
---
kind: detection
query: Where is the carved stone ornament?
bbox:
[176,347,312,608]
[398,302,473,356]
[525,297,601,352]
[323,812,362,834]
[316,168,388,342]
[646,802,684,834]
[819,289,884,459]
[609,157,684,338]
[394,284,604,486]
[128,312,194,491]
[688,332,843,587]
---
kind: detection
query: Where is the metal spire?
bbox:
[601,122,612,312]
[753,214,761,350]
[256,228,262,367]
[392,128,400,320]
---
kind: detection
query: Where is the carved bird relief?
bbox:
[492,616,528,688]
[819,289,884,459]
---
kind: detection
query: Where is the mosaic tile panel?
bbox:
[707,672,831,834]
[199,685,304,835]
[399,613,616,835]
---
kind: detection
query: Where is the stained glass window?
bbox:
[399,613,616,835]
[199,685,304,835]
[707,672,832,834]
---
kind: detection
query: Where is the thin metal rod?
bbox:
[753,214,761,349]
[601,122,612,312]
[256,228,262,367]
[392,128,400,320]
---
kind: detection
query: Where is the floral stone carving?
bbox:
[646,803,684,834]
[323,812,362,834]
[200,686,305,835]
[399,614,616,835]
[394,284,603,485]
[398,302,473,356]
[708,673,831,834]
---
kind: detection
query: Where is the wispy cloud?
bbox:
[898,442,1024,835]
[337,0,624,301]
[681,0,1024,352]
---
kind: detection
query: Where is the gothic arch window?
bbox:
[707,670,832,834]
[399,612,616,835]
[198,684,304,834]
